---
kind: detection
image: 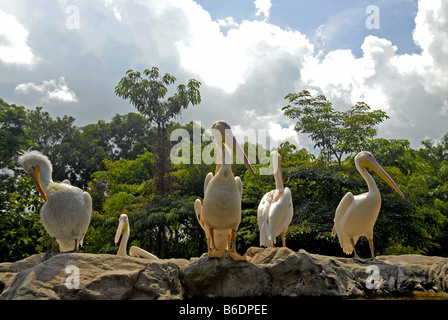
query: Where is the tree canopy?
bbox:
[115,67,202,194]
[283,90,388,167]
[1,88,447,262]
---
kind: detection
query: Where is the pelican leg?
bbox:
[281,231,286,247]
[50,237,58,252]
[368,239,376,261]
[208,228,225,258]
[73,239,79,253]
[351,239,361,260]
[226,229,246,261]
[44,237,60,260]
[206,235,211,253]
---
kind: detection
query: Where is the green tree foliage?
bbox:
[115,67,202,194]
[283,90,388,167]
[1,90,448,262]
[0,98,29,168]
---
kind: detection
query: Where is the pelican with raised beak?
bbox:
[194,121,256,261]
[18,150,92,252]
[332,151,405,260]
[257,151,293,247]
[115,214,158,260]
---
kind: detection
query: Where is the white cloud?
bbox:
[15,77,78,103]
[254,0,272,19]
[140,0,447,150]
[1,0,447,154]
[176,17,313,93]
[412,0,448,95]
[230,107,302,152]
[217,17,239,28]
[105,0,122,21]
[299,0,448,146]
[0,9,36,65]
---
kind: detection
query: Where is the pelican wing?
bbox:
[235,176,243,198]
[332,192,354,236]
[204,172,213,194]
[257,191,274,247]
[194,199,204,229]
[83,191,93,215]
[268,188,293,243]
[129,246,159,260]
[79,191,93,247]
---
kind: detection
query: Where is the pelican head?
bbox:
[18,150,52,201]
[210,120,256,177]
[356,151,405,199]
[115,214,130,245]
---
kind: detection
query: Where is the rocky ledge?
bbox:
[1,247,447,300]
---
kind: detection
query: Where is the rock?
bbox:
[0,253,186,300]
[182,247,448,298]
[180,252,271,298]
[1,248,447,299]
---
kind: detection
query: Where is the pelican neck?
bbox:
[39,166,54,191]
[273,162,284,190]
[117,226,130,256]
[356,162,380,194]
[216,145,233,176]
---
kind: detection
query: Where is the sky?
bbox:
[1,0,447,154]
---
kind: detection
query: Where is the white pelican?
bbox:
[114,214,158,260]
[257,151,293,248]
[194,121,256,261]
[194,199,230,254]
[18,150,92,252]
[332,151,405,260]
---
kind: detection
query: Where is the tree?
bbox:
[25,107,84,185]
[282,90,388,167]
[0,99,29,167]
[115,67,201,194]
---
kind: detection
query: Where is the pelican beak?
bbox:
[224,129,256,177]
[277,153,284,185]
[30,166,48,201]
[272,152,284,189]
[364,158,405,199]
[114,218,127,245]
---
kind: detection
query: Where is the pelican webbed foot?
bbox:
[50,237,58,252]
[226,249,246,261]
[208,248,226,258]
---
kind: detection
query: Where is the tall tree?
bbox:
[0,99,29,167]
[283,90,388,167]
[25,107,83,184]
[115,67,201,194]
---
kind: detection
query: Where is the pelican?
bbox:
[114,214,158,260]
[257,151,293,248]
[18,150,92,252]
[194,121,256,261]
[194,199,230,253]
[332,151,405,260]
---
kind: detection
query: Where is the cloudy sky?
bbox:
[1,0,447,153]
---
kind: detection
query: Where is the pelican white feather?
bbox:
[18,150,92,252]
[332,151,405,260]
[194,121,256,261]
[114,214,158,260]
[257,151,293,247]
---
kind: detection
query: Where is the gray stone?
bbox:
[1,248,447,299]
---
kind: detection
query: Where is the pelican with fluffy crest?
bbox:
[115,214,158,260]
[257,151,293,247]
[194,121,256,261]
[332,151,405,260]
[18,150,92,252]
